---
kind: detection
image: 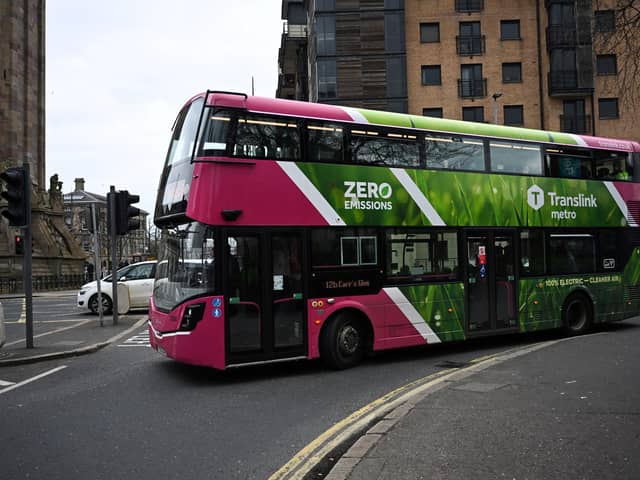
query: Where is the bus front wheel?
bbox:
[562,293,593,335]
[320,313,366,369]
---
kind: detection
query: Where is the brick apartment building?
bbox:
[277,0,640,141]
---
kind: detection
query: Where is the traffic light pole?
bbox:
[109,186,119,326]
[23,162,33,348]
[90,203,104,327]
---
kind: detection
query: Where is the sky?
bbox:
[46,0,284,217]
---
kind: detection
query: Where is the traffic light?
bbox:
[15,235,24,255]
[0,166,29,227]
[115,190,140,235]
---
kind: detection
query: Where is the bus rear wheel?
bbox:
[320,313,366,369]
[562,293,593,335]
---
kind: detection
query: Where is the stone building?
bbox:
[277,0,640,141]
[63,178,150,278]
[0,1,86,283]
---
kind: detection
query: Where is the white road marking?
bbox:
[118,330,150,347]
[3,320,91,347]
[0,379,16,387]
[0,366,67,395]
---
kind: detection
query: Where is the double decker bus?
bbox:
[149,90,640,369]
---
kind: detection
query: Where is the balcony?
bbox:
[456,35,486,56]
[456,0,484,12]
[458,78,487,98]
[560,114,591,134]
[546,26,576,49]
[283,22,307,39]
[548,71,593,96]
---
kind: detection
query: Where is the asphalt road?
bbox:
[1,295,638,479]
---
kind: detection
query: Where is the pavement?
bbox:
[325,319,640,480]
[0,290,148,367]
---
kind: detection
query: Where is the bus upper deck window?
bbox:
[234,115,300,160]
[594,150,633,181]
[199,111,231,157]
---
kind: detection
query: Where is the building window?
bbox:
[316,0,336,12]
[500,20,521,40]
[317,59,337,100]
[595,10,615,32]
[599,98,619,119]
[596,54,617,75]
[458,22,484,55]
[385,12,405,53]
[503,105,524,126]
[462,106,484,123]
[316,16,336,55]
[420,22,440,43]
[456,0,483,13]
[423,107,443,118]
[387,57,407,97]
[502,62,522,83]
[459,64,486,98]
[421,65,442,86]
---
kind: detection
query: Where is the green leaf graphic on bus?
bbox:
[296,163,429,225]
[407,171,627,228]
[297,163,627,228]
[398,284,466,341]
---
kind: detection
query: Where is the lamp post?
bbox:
[492,92,503,124]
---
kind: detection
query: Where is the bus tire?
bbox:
[89,294,112,315]
[562,293,593,335]
[320,312,367,369]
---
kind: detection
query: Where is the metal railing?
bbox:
[0,274,85,294]
[456,35,486,55]
[560,114,591,134]
[458,78,487,98]
[546,26,577,48]
[456,0,484,12]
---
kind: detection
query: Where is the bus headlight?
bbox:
[180,303,206,331]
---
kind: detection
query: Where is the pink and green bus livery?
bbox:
[148,90,640,369]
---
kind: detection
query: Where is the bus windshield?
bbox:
[153,222,216,312]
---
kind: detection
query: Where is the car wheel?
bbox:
[89,294,112,315]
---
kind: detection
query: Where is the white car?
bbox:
[0,301,5,348]
[77,261,157,314]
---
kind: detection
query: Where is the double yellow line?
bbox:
[269,339,561,480]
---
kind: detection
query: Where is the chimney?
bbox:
[74,178,85,191]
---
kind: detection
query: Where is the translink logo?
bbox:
[527,184,598,220]
[527,185,544,211]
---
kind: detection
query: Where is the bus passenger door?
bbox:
[464,230,517,334]
[224,231,306,366]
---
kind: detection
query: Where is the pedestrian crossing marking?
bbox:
[118,330,150,347]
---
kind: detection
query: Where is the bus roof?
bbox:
[199,91,640,153]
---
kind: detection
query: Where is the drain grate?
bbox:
[435,360,472,369]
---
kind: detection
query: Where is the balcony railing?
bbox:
[458,78,487,98]
[560,114,591,134]
[456,0,484,12]
[546,26,576,48]
[549,70,577,90]
[283,22,307,39]
[456,35,486,56]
